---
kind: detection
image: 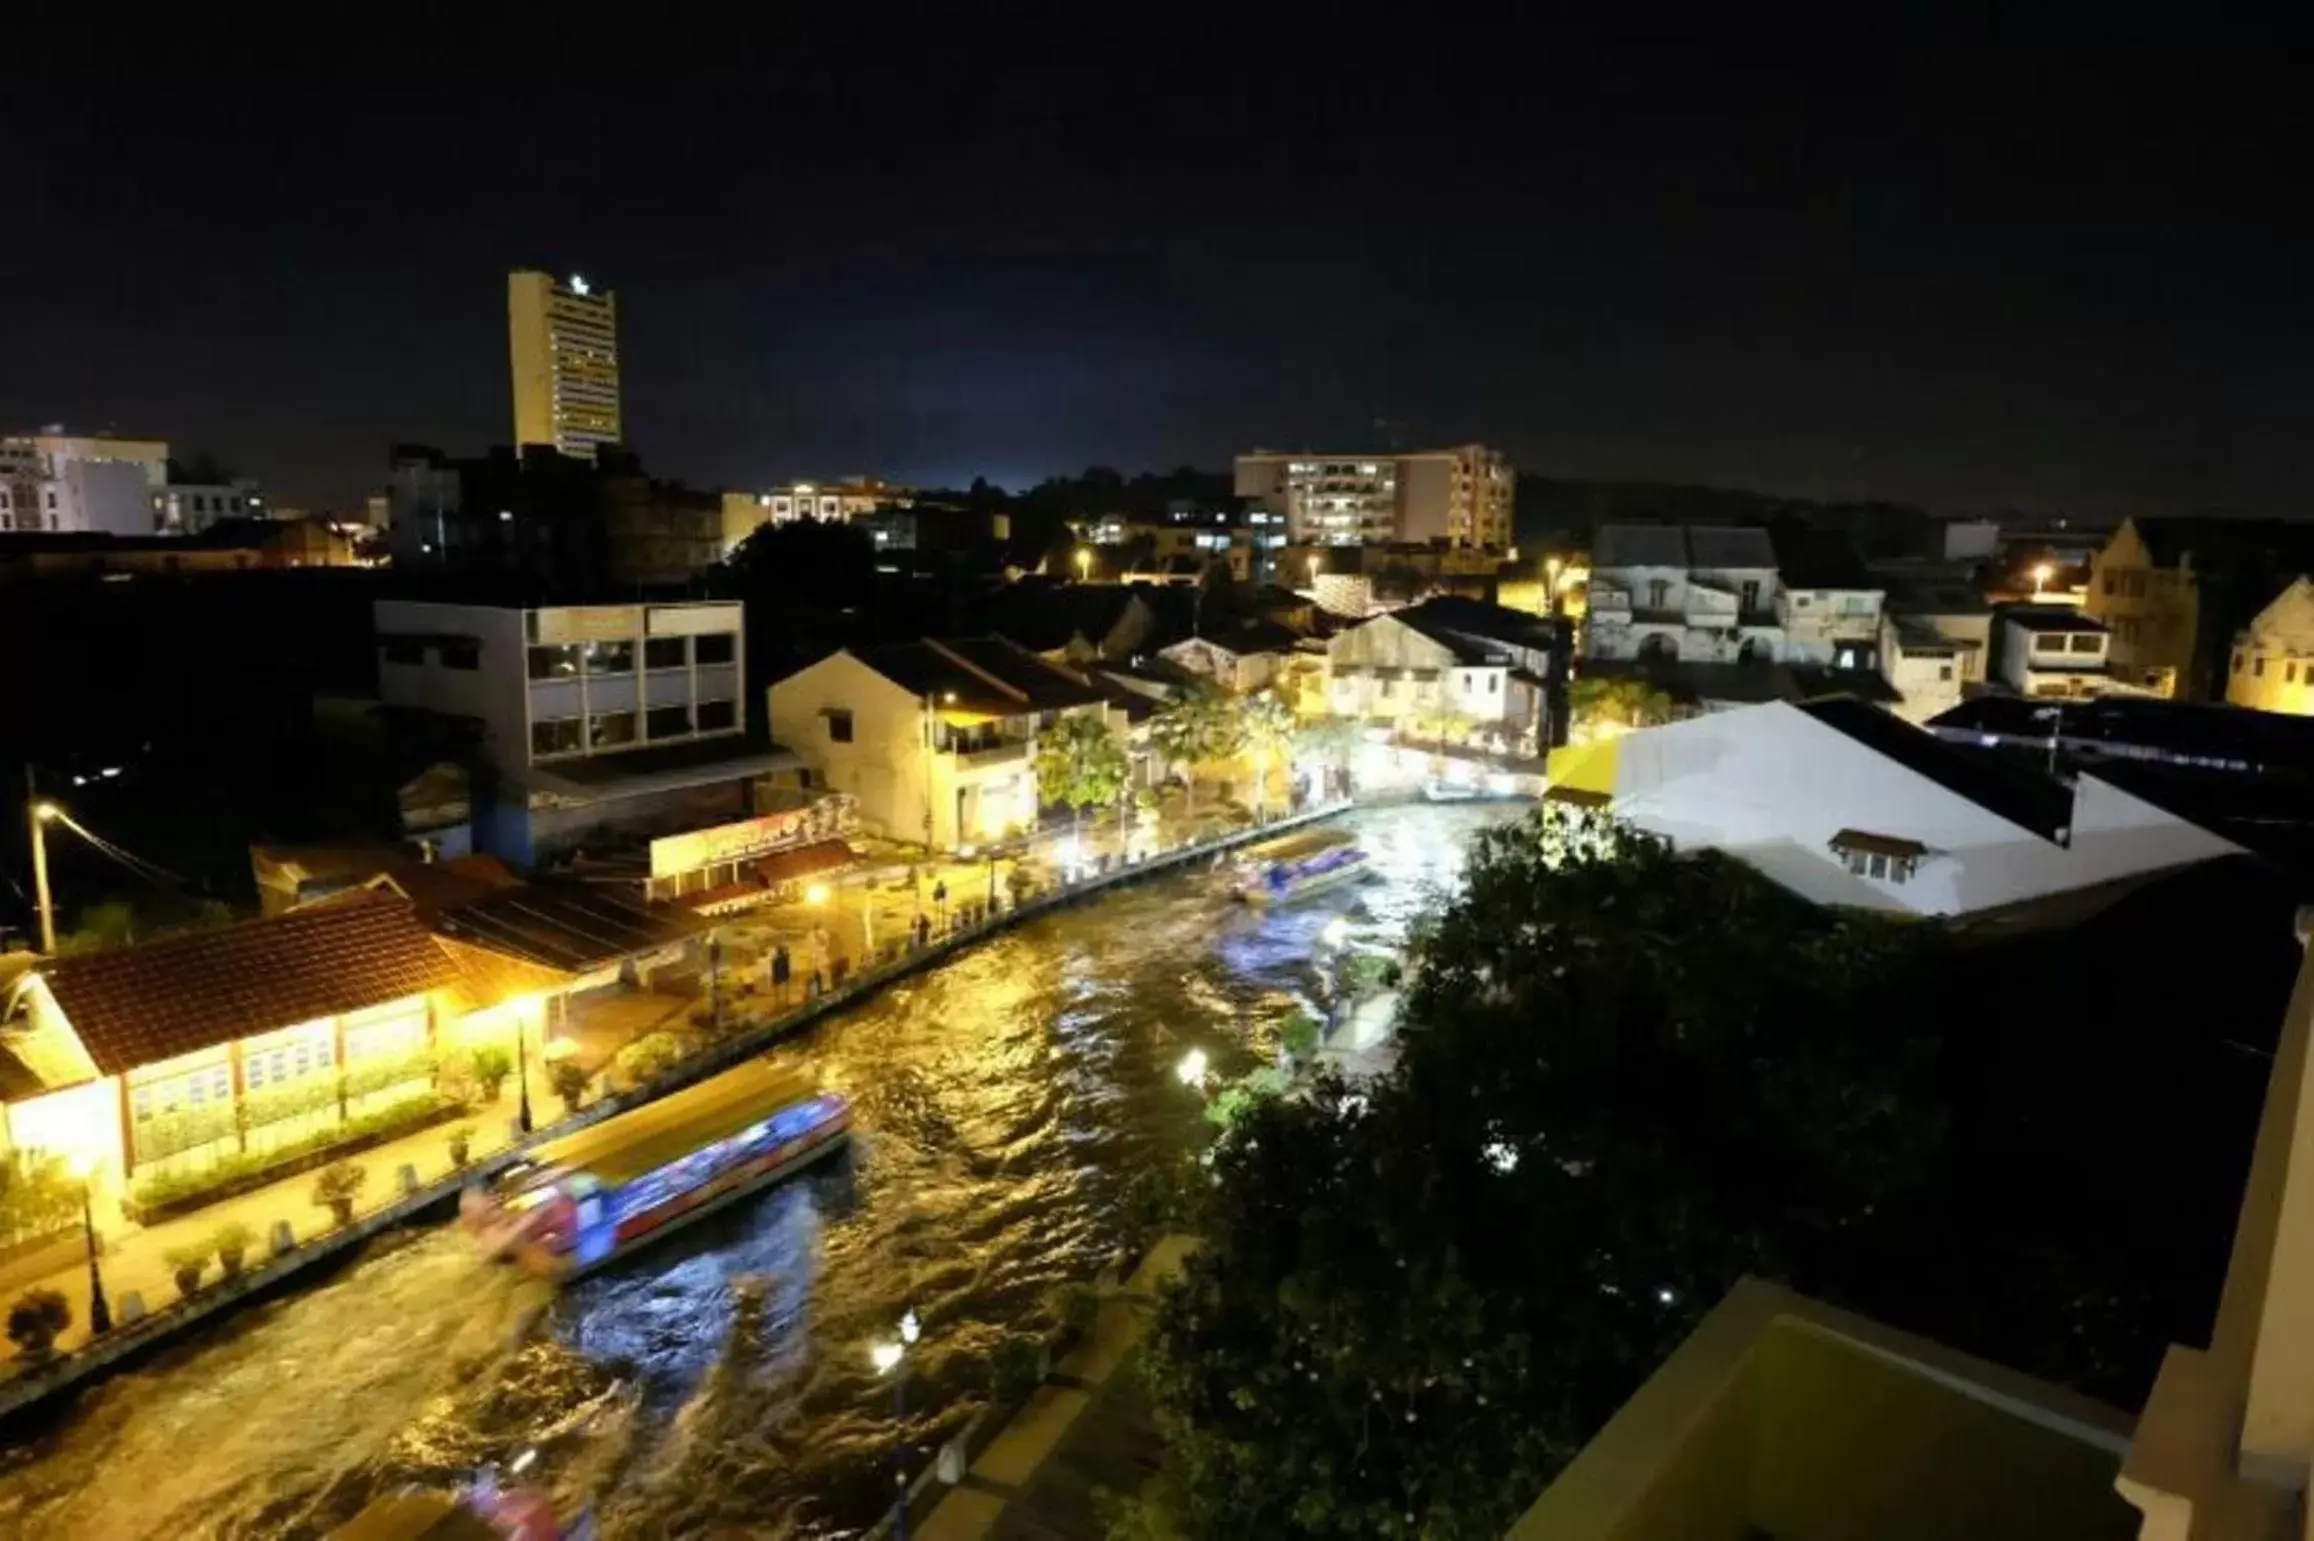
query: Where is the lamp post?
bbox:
[74,1159,111,1337]
[2032,561,2055,597]
[515,1015,534,1135]
[27,798,59,955]
[872,1306,923,1541]
[1075,547,1092,582]
[1545,556,1565,618]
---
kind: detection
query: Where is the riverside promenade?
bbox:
[0,804,1348,1425]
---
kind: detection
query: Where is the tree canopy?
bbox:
[1033,711,1131,838]
[1149,684,1250,815]
[1135,808,1948,1537]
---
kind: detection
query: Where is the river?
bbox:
[0,802,1515,1539]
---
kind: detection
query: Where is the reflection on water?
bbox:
[0,803,1514,1538]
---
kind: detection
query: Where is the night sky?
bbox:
[9,31,2308,518]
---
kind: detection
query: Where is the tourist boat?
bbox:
[1230,827,1371,905]
[331,1475,591,1540]
[1422,776,1481,802]
[460,1058,850,1281]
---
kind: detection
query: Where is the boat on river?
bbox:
[460,1058,850,1281]
[1229,827,1370,905]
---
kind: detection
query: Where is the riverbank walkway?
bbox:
[914,1235,1196,1541]
[0,804,1343,1417]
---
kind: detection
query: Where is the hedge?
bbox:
[130,1092,454,1219]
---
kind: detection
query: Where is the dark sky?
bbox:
[9,27,2310,518]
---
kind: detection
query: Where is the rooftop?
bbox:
[2128,515,2314,572]
[2001,605,2108,634]
[1797,696,2074,841]
[25,890,460,1076]
[1926,693,2314,773]
[1593,522,1780,573]
[514,738,800,801]
[426,878,708,974]
[850,636,1111,715]
[1581,658,1902,708]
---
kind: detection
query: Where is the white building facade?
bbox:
[1998,607,2113,698]
[0,432,170,534]
[1235,444,1512,549]
[1584,525,1786,663]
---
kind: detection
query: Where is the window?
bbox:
[531,717,583,757]
[1646,578,1669,610]
[2103,573,2117,595]
[2289,662,2300,684]
[2067,634,2100,654]
[694,632,736,665]
[2254,656,2266,678]
[439,640,479,670]
[380,637,423,666]
[528,643,581,680]
[1487,673,1500,694]
[590,710,638,749]
[584,640,634,675]
[646,703,693,738]
[2032,634,2068,655]
[1867,852,1888,879]
[698,699,737,732]
[1739,580,1761,611]
[1794,594,1812,607]
[645,636,688,670]
[2235,650,2247,675]
[1938,664,1954,681]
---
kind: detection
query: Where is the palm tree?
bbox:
[1239,690,1297,815]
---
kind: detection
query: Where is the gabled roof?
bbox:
[2001,605,2107,634]
[1592,524,1690,568]
[1686,525,1778,570]
[427,879,708,973]
[33,890,461,1076]
[1170,619,1303,658]
[1398,594,1558,650]
[1795,697,2074,842]
[981,584,1147,654]
[849,636,1110,714]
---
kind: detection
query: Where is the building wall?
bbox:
[509,269,622,461]
[2084,520,2193,697]
[1779,587,1886,667]
[1160,637,1280,694]
[374,601,532,767]
[1606,703,2239,916]
[1588,561,1785,664]
[2227,576,2314,717]
[767,652,935,843]
[1997,618,2111,696]
[1325,615,1466,724]
[1876,619,1964,725]
[1236,447,1511,549]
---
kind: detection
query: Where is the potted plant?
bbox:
[6,1288,70,1361]
[471,1046,513,1102]
[312,1161,368,1228]
[212,1221,255,1278]
[447,1125,475,1168]
[550,1061,588,1117]
[164,1243,212,1298]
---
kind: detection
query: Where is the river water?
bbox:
[0,803,1513,1539]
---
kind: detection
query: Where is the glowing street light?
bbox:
[2031,561,2055,596]
[872,1306,923,1540]
[900,1306,922,1345]
[1320,916,1352,949]
[870,1339,905,1375]
[1175,1048,1210,1088]
[805,882,832,906]
[1075,548,1093,580]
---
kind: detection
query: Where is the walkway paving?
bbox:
[913,1236,1197,1541]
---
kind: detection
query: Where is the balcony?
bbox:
[949,738,1030,771]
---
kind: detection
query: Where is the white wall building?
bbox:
[154,480,265,534]
[765,637,1119,851]
[1560,697,2241,917]
[1325,597,1552,747]
[1771,530,1885,669]
[1998,606,2113,697]
[2226,575,2314,717]
[1585,525,1786,663]
[1878,617,1968,724]
[0,431,170,534]
[373,599,794,874]
[1235,445,1513,549]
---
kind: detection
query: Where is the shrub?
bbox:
[311,1162,368,1227]
[0,1150,82,1252]
[6,1288,70,1359]
[1048,1281,1102,1337]
[471,1045,514,1100]
[164,1243,212,1297]
[130,1092,449,1217]
[615,1032,686,1086]
[549,1061,588,1114]
[986,1334,1046,1406]
[447,1125,475,1167]
[211,1221,255,1276]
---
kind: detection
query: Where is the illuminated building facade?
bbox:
[509,269,622,461]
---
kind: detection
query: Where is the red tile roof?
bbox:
[34,890,461,1076]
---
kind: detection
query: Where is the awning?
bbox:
[756,839,860,887]
[1828,829,1930,859]
[1544,735,1622,806]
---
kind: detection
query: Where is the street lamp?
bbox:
[71,1154,111,1337]
[27,799,59,954]
[804,882,831,907]
[2031,561,2055,596]
[872,1305,923,1540]
[1075,548,1092,581]
[515,1017,534,1135]
[1175,1048,1210,1088]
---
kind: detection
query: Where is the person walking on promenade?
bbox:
[771,942,792,1006]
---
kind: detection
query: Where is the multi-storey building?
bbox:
[0,431,171,535]
[1234,444,1513,549]
[509,269,622,462]
[1584,525,1785,663]
[719,479,916,558]
[766,637,1120,850]
[373,599,831,892]
[1996,606,2114,698]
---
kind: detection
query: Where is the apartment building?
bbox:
[509,269,622,462]
[1997,607,2113,698]
[374,599,823,885]
[1234,444,1512,549]
[765,637,1119,850]
[1584,524,1785,663]
[2227,575,2314,716]
[1770,529,1884,670]
[0,431,170,535]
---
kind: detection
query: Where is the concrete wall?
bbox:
[766,652,928,843]
[374,601,531,768]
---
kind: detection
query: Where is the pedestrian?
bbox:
[915,911,931,949]
[933,878,949,930]
[771,943,792,1005]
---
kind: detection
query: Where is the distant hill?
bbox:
[1514,474,1938,560]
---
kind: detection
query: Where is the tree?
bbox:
[1238,691,1297,813]
[1568,677,1676,739]
[6,1289,70,1360]
[1150,684,1249,820]
[1294,717,1363,787]
[1134,807,1945,1537]
[1033,711,1130,849]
